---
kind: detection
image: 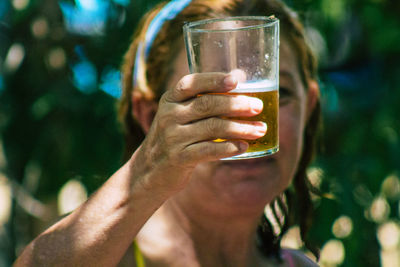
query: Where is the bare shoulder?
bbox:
[282,248,319,267]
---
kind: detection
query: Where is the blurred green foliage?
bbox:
[0,0,399,266]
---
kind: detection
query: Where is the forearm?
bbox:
[14,150,171,267]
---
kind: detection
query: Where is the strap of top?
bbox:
[283,249,296,267]
[133,241,146,267]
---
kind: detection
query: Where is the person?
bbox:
[14,0,321,266]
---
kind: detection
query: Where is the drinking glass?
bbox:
[183,16,279,160]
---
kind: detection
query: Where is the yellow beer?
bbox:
[215,81,279,159]
[229,90,278,153]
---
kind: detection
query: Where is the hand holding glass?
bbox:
[183,16,279,160]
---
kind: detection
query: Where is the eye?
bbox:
[279,87,293,105]
[279,87,291,97]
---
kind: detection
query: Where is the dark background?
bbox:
[1,0,399,266]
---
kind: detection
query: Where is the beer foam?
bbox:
[230,79,277,93]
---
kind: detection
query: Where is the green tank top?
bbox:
[133,241,146,267]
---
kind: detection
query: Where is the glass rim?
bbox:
[183,16,279,33]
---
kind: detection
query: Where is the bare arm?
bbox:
[14,72,264,267]
[14,151,172,267]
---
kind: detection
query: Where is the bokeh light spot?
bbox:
[4,43,25,73]
[31,17,49,39]
[368,196,390,223]
[281,226,302,249]
[31,96,51,120]
[12,0,29,11]
[320,239,345,266]
[382,126,398,145]
[71,60,97,94]
[100,67,122,98]
[332,215,353,239]
[59,0,110,36]
[380,249,400,267]
[0,174,12,225]
[46,47,66,70]
[381,173,400,200]
[307,167,323,189]
[58,179,88,215]
[321,0,346,23]
[76,0,98,11]
[377,221,400,250]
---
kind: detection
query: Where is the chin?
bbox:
[226,179,282,209]
[213,158,283,211]
[188,157,288,216]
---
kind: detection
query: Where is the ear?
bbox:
[132,91,158,134]
[306,80,319,122]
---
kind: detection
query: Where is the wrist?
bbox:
[126,147,178,208]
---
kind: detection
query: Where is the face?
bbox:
[150,37,315,216]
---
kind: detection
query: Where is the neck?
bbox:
[136,161,278,266]
[160,191,266,267]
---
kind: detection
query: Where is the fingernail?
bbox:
[256,122,267,135]
[251,98,263,113]
[224,75,237,88]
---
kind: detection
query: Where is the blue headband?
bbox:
[133,0,192,86]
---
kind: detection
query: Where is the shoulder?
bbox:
[281,249,319,267]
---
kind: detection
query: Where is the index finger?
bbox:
[164,72,237,103]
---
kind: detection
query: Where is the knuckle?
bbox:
[174,105,190,123]
[156,104,179,129]
[165,147,179,162]
[164,127,181,145]
[193,95,215,115]
[158,119,168,130]
[155,112,169,130]
[205,117,222,135]
[175,145,198,166]
[176,75,193,93]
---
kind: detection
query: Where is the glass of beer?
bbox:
[183,16,279,160]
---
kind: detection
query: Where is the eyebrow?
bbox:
[279,70,296,84]
[279,70,297,90]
